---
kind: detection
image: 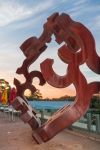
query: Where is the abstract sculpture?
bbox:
[12,12,100,144]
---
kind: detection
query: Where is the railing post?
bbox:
[95,114,100,134]
[87,113,92,131]
[41,109,45,119]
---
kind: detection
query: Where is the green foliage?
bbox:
[0,79,10,91]
[26,89,42,101]
[50,95,75,101]
[41,95,75,101]
[90,95,100,110]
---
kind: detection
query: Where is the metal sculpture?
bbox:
[12,12,100,144]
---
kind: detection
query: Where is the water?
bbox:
[28,100,72,110]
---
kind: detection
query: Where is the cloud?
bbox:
[10,14,45,31]
[80,63,100,83]
[67,0,100,19]
[94,15,100,28]
[74,0,87,6]
[67,1,86,18]
[36,83,76,98]
[0,0,53,27]
[0,41,25,73]
[0,1,31,27]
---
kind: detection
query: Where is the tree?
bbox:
[0,79,10,91]
[0,79,11,104]
[90,95,100,110]
[26,89,42,100]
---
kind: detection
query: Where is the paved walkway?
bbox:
[0,115,100,150]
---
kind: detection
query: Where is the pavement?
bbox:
[0,113,100,150]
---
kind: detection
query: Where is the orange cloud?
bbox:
[0,72,76,99]
[36,83,76,98]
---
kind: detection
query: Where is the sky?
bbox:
[0,0,100,98]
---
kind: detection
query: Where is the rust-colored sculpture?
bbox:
[12,13,100,144]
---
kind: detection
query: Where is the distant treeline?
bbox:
[26,94,100,110]
[26,94,75,101]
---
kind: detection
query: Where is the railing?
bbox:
[36,108,100,134]
[0,104,21,121]
[0,103,100,134]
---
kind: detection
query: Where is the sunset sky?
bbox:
[0,0,100,98]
